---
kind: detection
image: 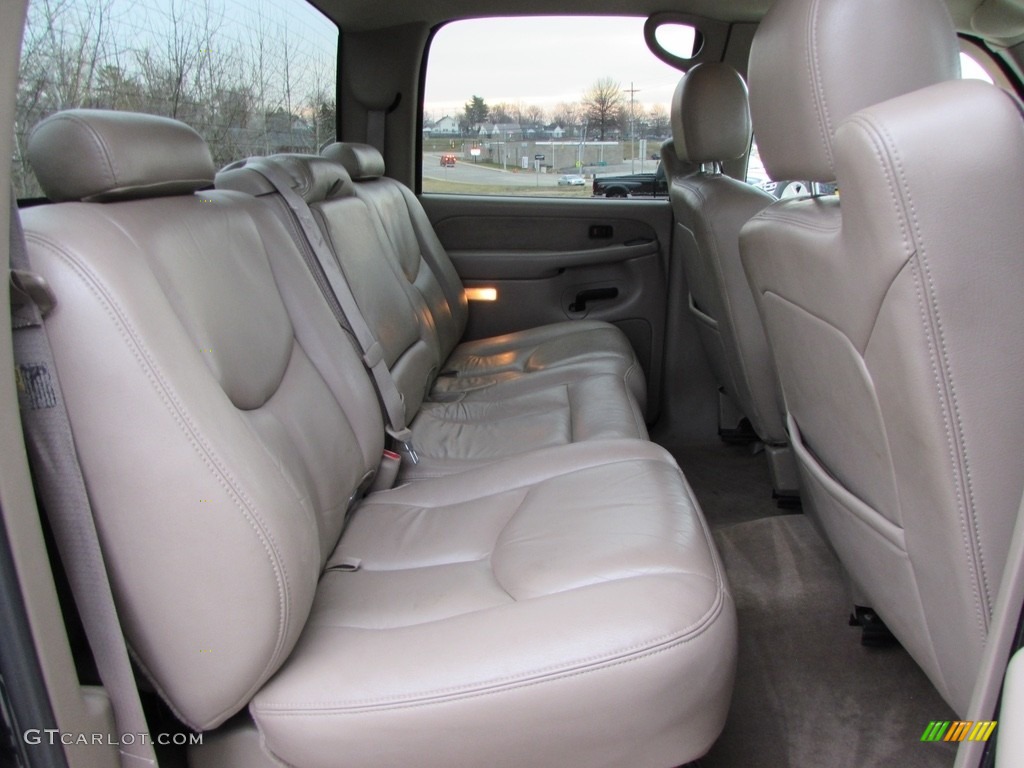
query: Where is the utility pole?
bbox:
[580,118,588,171]
[626,82,641,174]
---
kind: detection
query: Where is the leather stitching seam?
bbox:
[866,115,989,640]
[25,230,296,727]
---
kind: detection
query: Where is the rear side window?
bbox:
[422,17,687,198]
[15,0,338,198]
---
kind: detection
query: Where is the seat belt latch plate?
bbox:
[11,269,56,318]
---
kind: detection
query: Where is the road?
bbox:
[422,153,562,187]
[421,152,658,188]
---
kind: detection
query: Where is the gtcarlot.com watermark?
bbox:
[24,729,203,747]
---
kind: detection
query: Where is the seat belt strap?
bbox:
[397,185,467,317]
[246,161,417,462]
[9,198,158,767]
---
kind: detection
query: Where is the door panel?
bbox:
[421,194,673,420]
[450,241,657,280]
[458,248,662,405]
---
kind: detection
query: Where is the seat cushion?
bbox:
[407,373,648,478]
[250,440,737,768]
[413,319,649,474]
[437,319,647,410]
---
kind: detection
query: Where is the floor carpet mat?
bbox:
[701,514,957,768]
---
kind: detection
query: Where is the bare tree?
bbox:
[157,0,202,119]
[525,104,546,127]
[582,77,622,140]
[615,104,630,136]
[646,104,670,139]
[46,0,113,107]
[306,53,336,151]
[551,101,582,131]
[489,102,514,124]
[244,2,277,154]
[14,0,336,193]
[508,101,527,128]
[14,0,118,195]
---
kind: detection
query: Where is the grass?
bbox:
[422,178,591,197]
[423,136,666,163]
[424,137,467,152]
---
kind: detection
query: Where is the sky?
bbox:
[423,17,690,120]
[423,16,996,122]
[96,0,338,55]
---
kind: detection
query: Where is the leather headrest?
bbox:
[215,155,353,203]
[28,109,215,202]
[748,0,960,182]
[671,64,752,164]
[321,142,385,180]
[660,139,699,182]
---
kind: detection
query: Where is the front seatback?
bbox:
[321,142,468,362]
[741,0,1024,714]
[22,110,384,730]
[665,63,781,445]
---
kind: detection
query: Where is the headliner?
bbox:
[311,0,988,34]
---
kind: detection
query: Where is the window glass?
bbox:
[653,23,698,61]
[15,0,338,198]
[746,141,767,187]
[423,17,684,197]
[959,51,995,84]
[745,140,813,199]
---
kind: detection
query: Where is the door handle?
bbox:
[569,287,619,312]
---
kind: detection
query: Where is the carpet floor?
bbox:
[674,443,790,528]
[671,444,958,768]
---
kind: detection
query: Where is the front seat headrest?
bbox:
[748,0,960,183]
[671,63,752,165]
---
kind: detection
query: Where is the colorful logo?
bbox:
[921,721,997,743]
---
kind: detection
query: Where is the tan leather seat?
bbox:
[23,108,737,766]
[321,141,649,413]
[740,0,1024,714]
[665,63,796,493]
[216,155,648,478]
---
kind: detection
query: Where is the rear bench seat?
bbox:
[21,109,736,768]
[216,152,648,478]
[321,141,649,407]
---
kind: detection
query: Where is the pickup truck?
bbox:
[592,166,834,200]
[591,161,668,198]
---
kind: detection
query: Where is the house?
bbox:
[478,122,521,140]
[430,115,460,136]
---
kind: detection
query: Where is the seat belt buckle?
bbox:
[369,449,402,492]
[385,426,419,465]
